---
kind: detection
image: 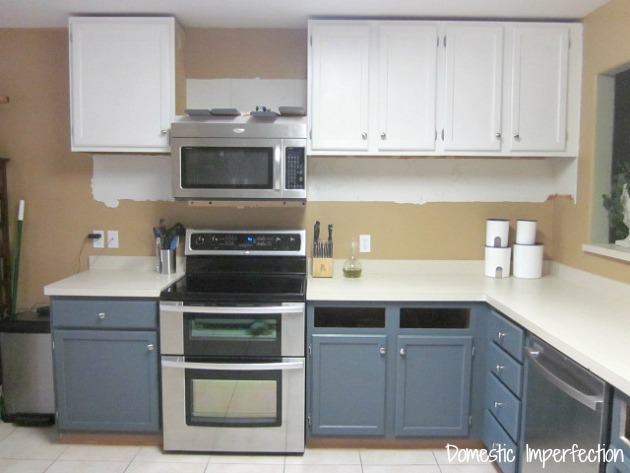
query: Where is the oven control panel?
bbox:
[187,230,305,255]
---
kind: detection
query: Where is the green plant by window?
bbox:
[603,161,630,242]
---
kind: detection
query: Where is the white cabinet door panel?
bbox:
[310,25,370,152]
[509,26,569,152]
[442,25,503,152]
[70,17,175,152]
[378,24,438,152]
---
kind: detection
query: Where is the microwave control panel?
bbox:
[285,147,305,190]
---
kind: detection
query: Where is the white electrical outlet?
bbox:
[107,230,119,249]
[359,234,371,253]
[93,230,105,249]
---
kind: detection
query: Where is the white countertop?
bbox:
[43,257,630,396]
[43,256,185,298]
[308,260,630,397]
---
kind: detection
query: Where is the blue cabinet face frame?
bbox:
[607,390,630,473]
[306,301,484,440]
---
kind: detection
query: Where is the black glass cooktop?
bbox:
[160,274,306,303]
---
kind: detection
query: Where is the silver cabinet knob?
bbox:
[497,331,506,340]
[495,132,502,138]
[495,364,505,375]
[494,401,503,409]
[379,347,386,355]
[98,312,106,320]
[362,132,368,140]
[380,132,387,140]
[400,348,406,356]
[160,130,168,135]
[513,133,520,139]
[147,344,155,351]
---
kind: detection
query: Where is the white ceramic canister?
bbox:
[516,219,537,245]
[513,243,544,279]
[485,219,510,248]
[484,246,512,278]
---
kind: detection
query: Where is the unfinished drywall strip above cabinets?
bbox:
[186,78,306,111]
[308,157,577,204]
[91,155,173,208]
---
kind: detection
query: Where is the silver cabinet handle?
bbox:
[161,130,168,135]
[147,344,155,351]
[379,347,386,355]
[98,312,106,320]
[400,348,406,356]
[380,132,387,140]
[362,132,368,140]
[494,401,503,409]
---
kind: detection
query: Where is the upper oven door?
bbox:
[160,302,305,357]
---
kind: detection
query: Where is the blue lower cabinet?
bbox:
[53,329,160,432]
[396,335,473,437]
[51,297,160,434]
[307,302,478,439]
[310,334,387,436]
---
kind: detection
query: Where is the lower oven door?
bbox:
[161,355,305,453]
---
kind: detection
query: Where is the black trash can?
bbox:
[0,311,55,425]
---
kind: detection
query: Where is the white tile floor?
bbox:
[0,421,498,473]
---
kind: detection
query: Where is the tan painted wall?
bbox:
[552,0,630,283]
[0,27,553,311]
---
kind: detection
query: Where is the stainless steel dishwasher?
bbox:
[522,335,611,473]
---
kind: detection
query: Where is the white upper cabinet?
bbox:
[69,17,177,153]
[309,24,370,152]
[309,21,439,155]
[377,24,439,152]
[308,20,582,157]
[507,25,571,153]
[442,24,503,152]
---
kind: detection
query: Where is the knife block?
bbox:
[312,258,333,278]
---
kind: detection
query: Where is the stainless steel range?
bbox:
[159,229,306,454]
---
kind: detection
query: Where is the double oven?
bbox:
[159,229,306,454]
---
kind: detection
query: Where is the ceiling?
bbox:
[0,0,611,29]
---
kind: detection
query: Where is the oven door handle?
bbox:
[159,304,304,315]
[161,356,304,372]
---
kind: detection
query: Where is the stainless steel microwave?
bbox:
[170,116,307,202]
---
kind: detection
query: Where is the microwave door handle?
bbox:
[162,356,304,372]
[274,144,282,191]
[159,304,304,315]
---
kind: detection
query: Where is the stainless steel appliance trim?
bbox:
[524,346,604,411]
[160,303,305,315]
[161,355,304,371]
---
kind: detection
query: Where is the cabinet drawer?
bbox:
[488,311,524,362]
[488,342,523,397]
[51,299,157,330]
[485,373,521,441]
[483,413,518,473]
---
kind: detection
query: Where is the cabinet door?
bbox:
[508,26,570,152]
[442,25,503,152]
[395,335,473,436]
[309,24,370,152]
[53,329,159,432]
[69,17,175,152]
[311,334,387,436]
[378,24,438,152]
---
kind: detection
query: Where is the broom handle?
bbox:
[11,200,24,316]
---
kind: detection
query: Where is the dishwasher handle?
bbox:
[524,346,604,411]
